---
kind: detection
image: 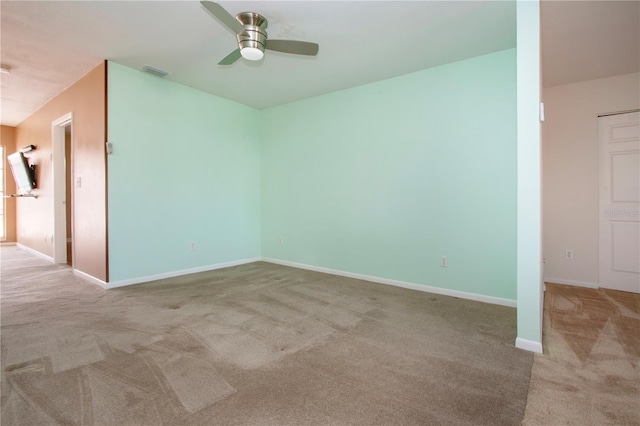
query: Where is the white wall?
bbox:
[516,0,543,353]
[542,72,640,287]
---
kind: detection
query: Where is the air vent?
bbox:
[142,65,171,78]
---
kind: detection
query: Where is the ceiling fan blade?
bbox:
[200,1,244,34]
[265,40,319,56]
[218,49,241,65]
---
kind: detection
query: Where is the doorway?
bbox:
[52,113,73,266]
[64,126,72,266]
[598,111,639,293]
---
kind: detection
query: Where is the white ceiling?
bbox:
[0,1,638,127]
[541,0,639,87]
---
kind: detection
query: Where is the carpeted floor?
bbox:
[1,246,533,425]
[523,283,640,425]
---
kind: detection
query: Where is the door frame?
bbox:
[52,112,73,265]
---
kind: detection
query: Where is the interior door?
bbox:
[598,111,640,293]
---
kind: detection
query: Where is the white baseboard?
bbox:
[106,257,261,289]
[515,337,543,353]
[544,278,598,289]
[73,269,107,288]
[261,257,516,308]
[16,243,54,263]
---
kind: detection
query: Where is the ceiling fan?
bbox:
[200,1,319,65]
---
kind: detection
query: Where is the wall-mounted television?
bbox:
[8,151,37,192]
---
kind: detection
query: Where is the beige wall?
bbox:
[15,62,108,281]
[542,72,640,287]
[1,125,18,242]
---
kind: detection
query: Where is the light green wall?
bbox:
[107,62,261,281]
[261,49,517,300]
[107,49,520,302]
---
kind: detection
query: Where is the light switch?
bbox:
[76,177,82,188]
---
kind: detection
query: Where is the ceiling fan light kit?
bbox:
[241,47,264,61]
[236,12,267,61]
[200,1,319,65]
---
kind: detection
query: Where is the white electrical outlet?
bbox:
[278,236,284,245]
[440,256,448,268]
[190,242,196,252]
[565,249,574,260]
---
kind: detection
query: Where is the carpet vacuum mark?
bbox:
[1,247,533,425]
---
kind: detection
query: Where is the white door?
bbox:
[598,111,640,293]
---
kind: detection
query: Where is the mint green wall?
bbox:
[107,50,518,301]
[261,49,517,300]
[107,62,261,281]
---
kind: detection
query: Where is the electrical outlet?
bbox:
[190,242,196,252]
[565,249,574,260]
[440,256,448,268]
[278,236,284,245]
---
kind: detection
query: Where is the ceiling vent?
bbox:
[142,65,171,78]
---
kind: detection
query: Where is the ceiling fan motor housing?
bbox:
[236,12,268,56]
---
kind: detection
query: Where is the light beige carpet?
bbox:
[523,284,640,425]
[1,246,532,425]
